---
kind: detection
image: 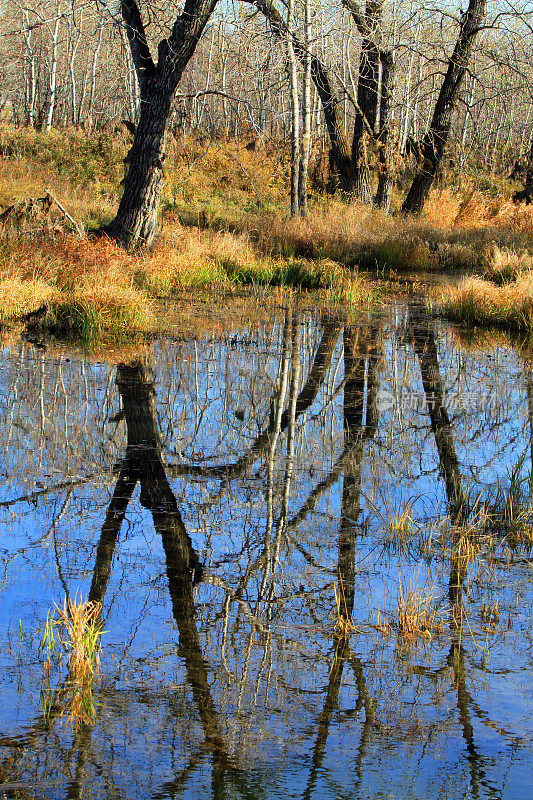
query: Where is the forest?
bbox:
[0,0,533,334]
[0,4,533,798]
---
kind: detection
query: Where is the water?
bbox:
[0,304,531,799]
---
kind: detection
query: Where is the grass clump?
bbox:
[0,236,155,337]
[333,577,359,640]
[484,245,533,285]
[396,578,446,640]
[0,277,59,324]
[51,285,155,339]
[383,501,416,544]
[40,593,104,728]
[441,275,533,332]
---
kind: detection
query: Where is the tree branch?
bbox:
[120,0,155,89]
[341,0,368,36]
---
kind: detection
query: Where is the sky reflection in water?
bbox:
[0,304,531,800]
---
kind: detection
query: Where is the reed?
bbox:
[441,275,533,332]
[39,593,104,728]
[396,578,446,640]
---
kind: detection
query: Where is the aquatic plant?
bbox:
[39,593,104,728]
[55,594,103,685]
[396,578,446,640]
[333,577,358,640]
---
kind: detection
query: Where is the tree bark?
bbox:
[402,0,486,215]
[348,0,383,204]
[105,0,219,250]
[375,50,395,212]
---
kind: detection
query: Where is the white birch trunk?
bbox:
[44,0,62,132]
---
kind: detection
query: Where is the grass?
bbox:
[370,579,447,643]
[481,455,533,552]
[483,245,533,285]
[441,275,533,332]
[384,501,416,543]
[40,593,104,728]
[3,125,533,338]
[396,578,447,640]
[333,577,359,639]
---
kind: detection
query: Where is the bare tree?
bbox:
[104,0,219,250]
[402,0,486,215]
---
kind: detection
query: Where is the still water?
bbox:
[0,304,531,799]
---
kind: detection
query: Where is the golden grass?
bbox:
[0,278,60,321]
[384,501,416,543]
[423,188,533,234]
[484,245,533,284]
[0,223,374,333]
[452,530,482,565]
[40,593,104,728]
[396,578,446,640]
[506,523,533,551]
[0,237,155,335]
[56,594,102,684]
[4,126,533,336]
[333,578,359,640]
[441,275,533,331]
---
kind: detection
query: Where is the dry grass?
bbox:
[480,599,500,627]
[455,533,481,564]
[507,523,533,551]
[40,593,104,728]
[396,578,447,640]
[333,578,359,639]
[384,501,416,543]
[484,245,533,285]
[0,278,60,321]
[4,126,533,336]
[441,275,533,331]
[423,188,533,234]
[0,237,155,335]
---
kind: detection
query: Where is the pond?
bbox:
[0,303,531,799]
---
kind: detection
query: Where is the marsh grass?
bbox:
[384,501,416,543]
[452,530,483,565]
[483,455,533,551]
[480,599,500,627]
[395,578,447,640]
[441,275,533,332]
[39,593,103,728]
[55,594,102,684]
[484,245,533,285]
[333,577,358,639]
[5,126,533,335]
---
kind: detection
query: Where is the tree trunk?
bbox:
[22,9,37,128]
[298,0,312,216]
[459,70,477,170]
[105,0,218,250]
[411,312,466,521]
[87,14,104,125]
[287,0,300,218]
[375,50,395,212]
[105,76,170,249]
[402,0,486,215]
[44,0,62,132]
[351,1,383,203]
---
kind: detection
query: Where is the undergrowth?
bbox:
[3,124,533,336]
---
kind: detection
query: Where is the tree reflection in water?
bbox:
[0,306,531,799]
